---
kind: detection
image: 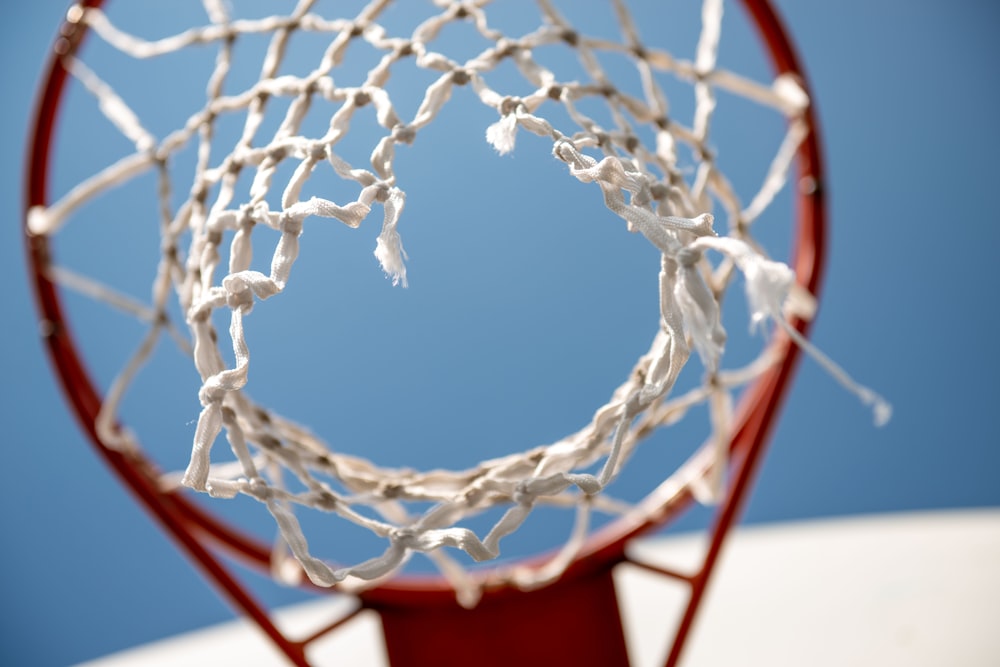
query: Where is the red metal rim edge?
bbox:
[24,0,825,607]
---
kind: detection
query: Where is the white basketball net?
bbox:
[30,0,888,601]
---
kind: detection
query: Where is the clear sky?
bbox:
[2,2,998,665]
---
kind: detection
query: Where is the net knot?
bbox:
[513,481,535,506]
[222,271,281,312]
[223,281,253,313]
[352,89,372,107]
[486,97,527,155]
[498,96,523,116]
[391,527,418,546]
[675,245,703,268]
[246,477,272,501]
[278,211,305,236]
[392,124,417,145]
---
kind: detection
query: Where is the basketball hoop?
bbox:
[25,1,887,665]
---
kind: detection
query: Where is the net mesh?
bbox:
[29,0,887,600]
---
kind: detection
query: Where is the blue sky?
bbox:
[2,2,998,665]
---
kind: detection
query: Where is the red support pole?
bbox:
[374,566,630,667]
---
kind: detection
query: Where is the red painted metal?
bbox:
[24,1,825,665]
[380,567,630,666]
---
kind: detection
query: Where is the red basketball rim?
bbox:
[24,0,825,607]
